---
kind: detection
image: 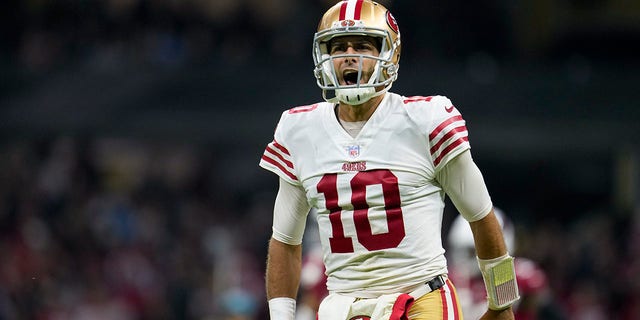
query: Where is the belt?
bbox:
[409,275,446,299]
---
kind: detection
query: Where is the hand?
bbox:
[479,307,514,320]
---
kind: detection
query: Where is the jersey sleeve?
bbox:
[271,178,310,245]
[259,110,301,185]
[428,96,470,171]
[406,95,471,172]
[436,150,492,222]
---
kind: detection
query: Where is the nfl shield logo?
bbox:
[346,145,360,158]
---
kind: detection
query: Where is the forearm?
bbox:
[469,209,508,259]
[266,237,302,299]
[470,209,519,314]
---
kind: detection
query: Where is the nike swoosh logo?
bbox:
[445,105,454,113]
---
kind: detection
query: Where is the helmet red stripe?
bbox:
[354,0,364,20]
[339,1,348,20]
[339,0,365,21]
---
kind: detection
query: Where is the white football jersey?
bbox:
[260,92,471,297]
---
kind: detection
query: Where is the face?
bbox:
[328,36,380,86]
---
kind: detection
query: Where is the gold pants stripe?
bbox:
[406,278,463,320]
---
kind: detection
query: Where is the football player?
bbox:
[448,209,564,320]
[260,1,519,319]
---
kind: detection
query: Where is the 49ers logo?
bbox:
[349,317,371,320]
[340,19,356,27]
[386,11,399,34]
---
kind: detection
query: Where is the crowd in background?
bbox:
[0,137,638,319]
[0,0,353,74]
[0,137,273,319]
[1,0,640,319]
[0,0,525,78]
[2,0,637,76]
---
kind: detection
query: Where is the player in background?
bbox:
[259,1,519,319]
[447,208,566,320]
[295,210,328,320]
[295,242,328,320]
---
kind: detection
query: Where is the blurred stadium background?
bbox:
[1,0,639,319]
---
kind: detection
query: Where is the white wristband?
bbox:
[477,254,520,310]
[268,297,296,320]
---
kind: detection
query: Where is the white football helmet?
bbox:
[313,0,401,105]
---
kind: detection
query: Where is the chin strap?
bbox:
[334,87,377,105]
[327,81,392,105]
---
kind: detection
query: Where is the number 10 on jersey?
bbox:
[317,169,406,253]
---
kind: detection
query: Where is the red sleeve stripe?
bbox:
[261,155,298,181]
[272,140,290,156]
[429,115,464,140]
[265,145,294,169]
[429,125,467,155]
[433,136,469,167]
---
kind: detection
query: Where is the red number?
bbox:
[317,174,353,253]
[288,103,318,114]
[317,170,405,253]
[403,96,433,104]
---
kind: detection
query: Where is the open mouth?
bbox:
[343,70,359,85]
